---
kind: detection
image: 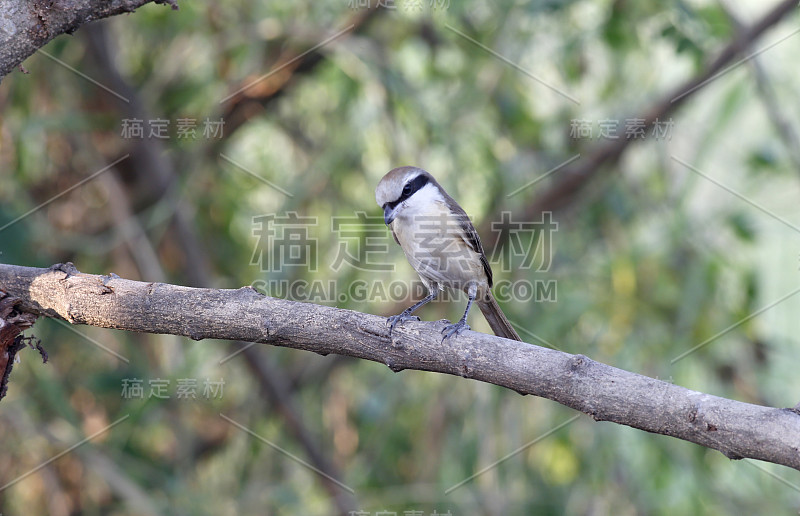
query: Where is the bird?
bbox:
[375,166,522,341]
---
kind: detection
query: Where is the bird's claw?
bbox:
[387,312,420,335]
[441,320,470,342]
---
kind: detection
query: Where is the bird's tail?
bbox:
[477,292,522,341]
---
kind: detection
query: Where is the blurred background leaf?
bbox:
[1,0,800,514]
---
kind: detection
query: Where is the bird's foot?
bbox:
[387,312,420,335]
[441,319,470,342]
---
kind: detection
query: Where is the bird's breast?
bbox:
[392,202,487,294]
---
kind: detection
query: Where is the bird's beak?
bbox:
[383,204,397,225]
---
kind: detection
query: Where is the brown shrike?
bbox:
[375,166,522,341]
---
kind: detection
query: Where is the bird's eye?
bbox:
[402,183,412,196]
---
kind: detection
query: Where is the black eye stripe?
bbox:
[386,174,429,211]
[387,175,427,209]
[405,175,429,199]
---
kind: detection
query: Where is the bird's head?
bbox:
[375,166,439,225]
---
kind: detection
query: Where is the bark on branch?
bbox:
[0,0,177,81]
[2,263,800,471]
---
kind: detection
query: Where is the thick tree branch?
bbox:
[0,0,177,82]
[2,262,800,472]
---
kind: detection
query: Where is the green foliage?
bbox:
[1,1,800,514]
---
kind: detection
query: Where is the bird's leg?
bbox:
[442,289,476,342]
[388,290,438,335]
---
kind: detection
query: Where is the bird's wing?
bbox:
[451,204,493,289]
